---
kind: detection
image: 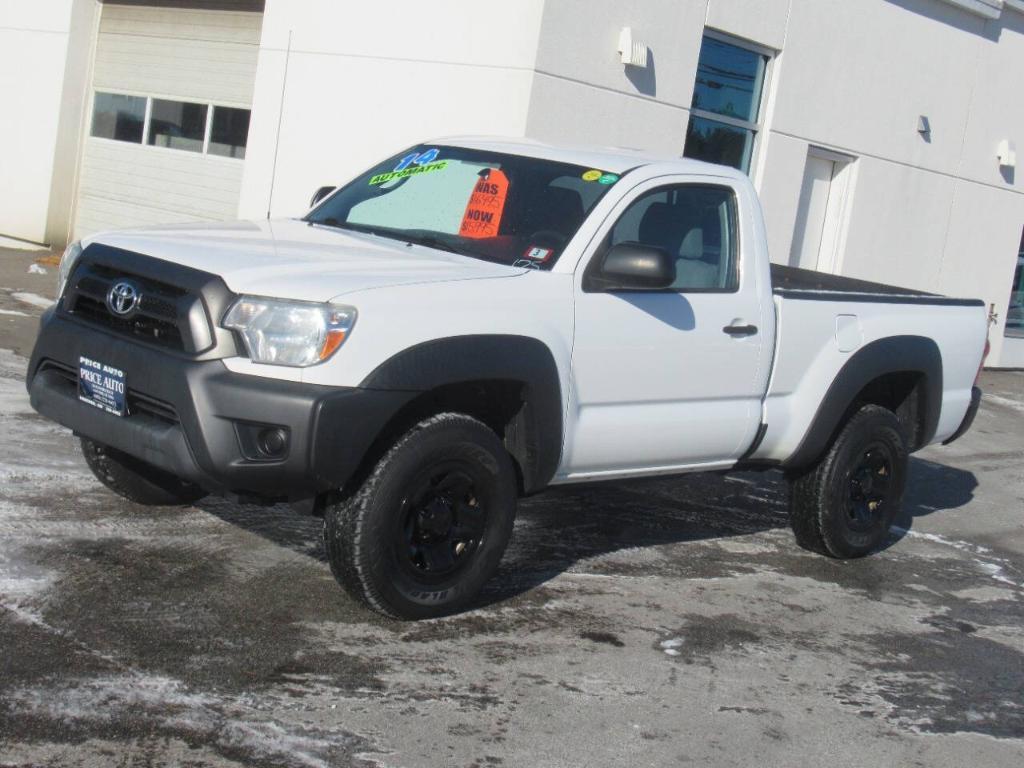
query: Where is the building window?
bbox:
[209,106,251,159]
[89,91,250,160]
[91,92,147,144]
[684,34,770,173]
[1007,234,1024,339]
[148,99,207,153]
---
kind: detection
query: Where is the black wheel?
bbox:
[788,405,908,559]
[324,413,517,619]
[80,438,208,506]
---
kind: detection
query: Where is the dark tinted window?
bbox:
[307,145,623,269]
[209,106,251,159]
[691,37,767,122]
[147,99,207,153]
[91,92,146,143]
[609,185,738,291]
[685,35,769,173]
[684,116,753,172]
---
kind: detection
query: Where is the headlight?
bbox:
[223,297,357,367]
[57,240,83,299]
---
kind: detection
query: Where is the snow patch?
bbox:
[660,637,684,656]
[892,527,1022,589]
[11,292,52,309]
[0,309,28,317]
[9,673,374,768]
[984,394,1024,414]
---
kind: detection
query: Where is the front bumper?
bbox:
[942,386,983,446]
[27,309,413,499]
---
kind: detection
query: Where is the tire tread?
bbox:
[789,405,907,559]
[324,412,514,619]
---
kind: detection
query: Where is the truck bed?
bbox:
[770,264,983,307]
[752,265,988,465]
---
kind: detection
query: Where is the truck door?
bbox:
[564,176,772,478]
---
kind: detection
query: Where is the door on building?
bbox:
[72,1,264,239]
[790,148,855,273]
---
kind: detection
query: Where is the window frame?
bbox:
[582,181,742,295]
[686,29,775,175]
[88,90,251,162]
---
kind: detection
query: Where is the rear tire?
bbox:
[324,413,517,620]
[81,438,208,506]
[788,405,908,559]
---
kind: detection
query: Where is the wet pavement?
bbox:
[0,337,1022,765]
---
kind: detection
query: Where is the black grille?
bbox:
[38,360,179,426]
[64,265,195,351]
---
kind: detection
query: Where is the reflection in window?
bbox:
[685,116,754,174]
[209,106,251,159]
[691,38,767,122]
[147,99,207,153]
[91,92,146,144]
[685,34,770,173]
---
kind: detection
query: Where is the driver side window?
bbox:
[609,184,739,291]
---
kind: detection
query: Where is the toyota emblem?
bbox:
[106,281,141,317]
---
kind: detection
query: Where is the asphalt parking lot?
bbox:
[0,246,1022,767]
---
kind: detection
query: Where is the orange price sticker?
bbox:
[459,169,509,239]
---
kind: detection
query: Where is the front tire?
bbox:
[789,405,908,559]
[324,413,517,620]
[81,438,208,506]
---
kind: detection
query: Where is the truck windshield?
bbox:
[304,144,624,269]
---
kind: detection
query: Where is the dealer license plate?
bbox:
[78,355,126,416]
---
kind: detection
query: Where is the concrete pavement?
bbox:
[0,244,1021,767]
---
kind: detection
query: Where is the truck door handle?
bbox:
[723,322,758,337]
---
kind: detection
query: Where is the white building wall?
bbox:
[237,0,546,220]
[1,0,1021,363]
[525,0,705,154]
[0,0,95,244]
[524,0,1024,365]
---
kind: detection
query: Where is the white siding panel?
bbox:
[100,6,263,45]
[93,25,260,105]
[75,139,244,238]
[74,4,261,237]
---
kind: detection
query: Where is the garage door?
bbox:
[74,1,263,238]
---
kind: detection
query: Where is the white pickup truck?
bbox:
[28,138,989,618]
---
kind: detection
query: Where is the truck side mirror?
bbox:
[310,186,336,208]
[585,242,676,292]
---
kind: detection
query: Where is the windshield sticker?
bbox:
[459,168,509,239]
[394,148,440,171]
[523,246,553,262]
[369,148,445,185]
[369,160,447,186]
[598,172,619,185]
[582,169,602,182]
[513,259,543,270]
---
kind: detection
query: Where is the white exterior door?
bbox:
[563,176,772,480]
[73,2,262,238]
[790,149,855,274]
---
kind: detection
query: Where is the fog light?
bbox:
[257,428,289,458]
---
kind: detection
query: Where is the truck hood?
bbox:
[85,219,527,302]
